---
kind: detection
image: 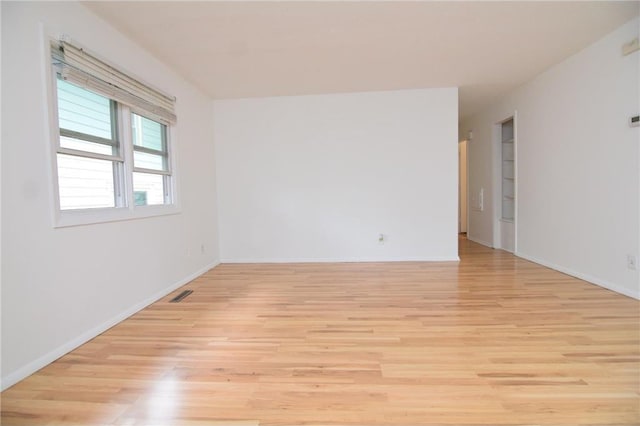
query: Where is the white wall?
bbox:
[461,17,640,298]
[214,88,458,262]
[1,2,219,389]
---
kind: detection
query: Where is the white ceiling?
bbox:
[84,1,639,120]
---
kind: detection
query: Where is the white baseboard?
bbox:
[220,256,460,263]
[1,259,220,391]
[515,251,639,300]
[466,235,494,249]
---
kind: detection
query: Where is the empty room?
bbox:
[1,1,639,425]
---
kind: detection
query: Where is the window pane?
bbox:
[60,135,114,156]
[57,78,113,140]
[133,172,166,206]
[57,154,115,210]
[132,113,165,151]
[134,151,166,171]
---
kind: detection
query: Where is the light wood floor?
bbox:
[2,237,639,425]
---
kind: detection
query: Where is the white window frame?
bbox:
[130,109,174,205]
[43,33,180,228]
[55,87,126,210]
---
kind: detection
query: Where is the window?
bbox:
[56,78,122,210]
[131,113,171,206]
[49,39,178,226]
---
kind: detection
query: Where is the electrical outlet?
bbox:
[201,244,206,254]
[378,234,386,244]
[627,254,637,270]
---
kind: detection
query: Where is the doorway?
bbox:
[494,115,516,252]
[458,140,468,234]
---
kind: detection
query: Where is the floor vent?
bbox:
[170,290,193,303]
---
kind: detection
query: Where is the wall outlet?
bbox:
[627,254,637,270]
[201,244,206,254]
[378,234,386,244]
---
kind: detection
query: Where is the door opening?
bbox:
[495,115,516,253]
[459,140,468,234]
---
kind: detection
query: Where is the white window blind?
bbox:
[51,40,176,125]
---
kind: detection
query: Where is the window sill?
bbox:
[54,204,181,228]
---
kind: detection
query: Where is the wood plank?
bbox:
[2,237,638,425]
